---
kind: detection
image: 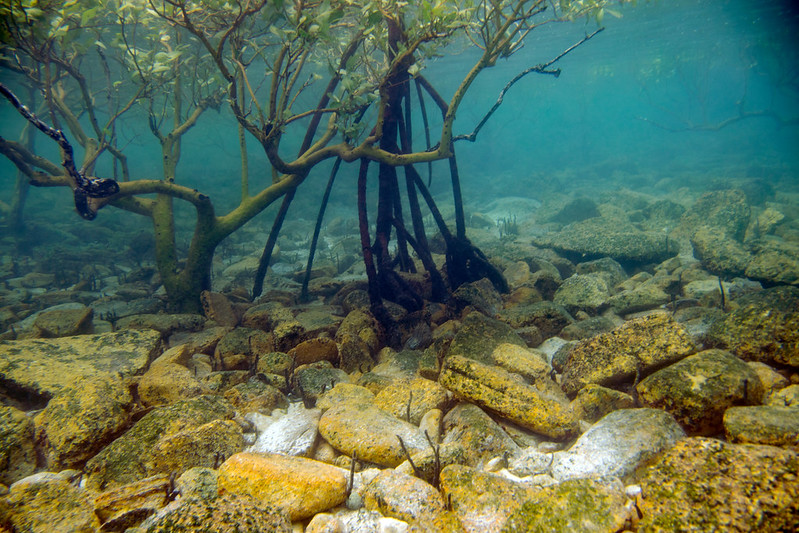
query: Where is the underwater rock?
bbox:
[607,281,670,316]
[93,473,171,530]
[553,273,611,316]
[138,361,206,407]
[769,385,799,407]
[0,328,161,404]
[362,469,448,528]
[489,343,550,385]
[500,478,630,533]
[246,402,321,457]
[4,472,99,532]
[745,238,799,286]
[637,437,799,532]
[561,313,696,397]
[146,418,244,476]
[441,403,519,468]
[137,492,291,533]
[575,256,628,287]
[31,305,93,338]
[560,315,620,341]
[213,327,274,370]
[116,313,205,335]
[318,397,428,467]
[223,379,288,413]
[706,285,799,366]
[680,189,751,242]
[690,225,751,277]
[446,312,526,364]
[289,336,339,366]
[723,406,799,447]
[293,361,349,405]
[569,384,636,424]
[439,464,536,533]
[440,355,578,440]
[0,405,36,485]
[531,217,671,264]
[217,451,347,521]
[450,277,504,317]
[544,196,601,225]
[748,361,790,397]
[84,394,235,490]
[497,301,574,340]
[294,307,342,339]
[548,408,685,482]
[35,374,133,470]
[373,376,449,425]
[636,349,763,435]
[200,290,240,327]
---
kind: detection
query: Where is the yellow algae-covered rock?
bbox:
[138,361,207,407]
[637,437,799,532]
[32,305,93,338]
[146,418,245,475]
[440,464,536,533]
[0,405,36,485]
[501,478,629,533]
[723,406,799,447]
[561,313,695,397]
[289,337,339,366]
[35,374,133,470]
[489,343,550,383]
[217,451,347,521]
[84,395,235,490]
[5,475,100,533]
[0,328,161,400]
[317,382,375,411]
[441,403,518,468]
[93,473,171,527]
[440,355,578,440]
[374,377,449,425]
[362,469,447,527]
[636,349,763,435]
[569,384,635,424]
[318,400,428,467]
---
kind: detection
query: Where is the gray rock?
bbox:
[498,301,574,339]
[680,189,751,241]
[690,226,751,277]
[745,238,799,286]
[553,273,611,316]
[442,403,520,468]
[549,408,685,481]
[446,312,526,364]
[724,405,799,447]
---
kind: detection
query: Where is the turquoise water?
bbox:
[0,0,797,261]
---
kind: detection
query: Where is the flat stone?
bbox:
[218,451,347,521]
[724,406,799,447]
[32,305,93,338]
[138,361,206,407]
[553,273,611,315]
[636,349,764,435]
[498,301,574,341]
[561,313,696,397]
[690,226,751,276]
[35,374,133,470]
[0,328,162,403]
[549,408,685,482]
[201,290,240,327]
[440,355,578,440]
[318,399,428,467]
[746,239,799,286]
[116,313,205,335]
[637,437,799,532]
[501,478,629,533]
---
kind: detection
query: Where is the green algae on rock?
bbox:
[724,405,799,447]
[501,478,629,533]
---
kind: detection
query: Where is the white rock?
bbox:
[246,402,321,456]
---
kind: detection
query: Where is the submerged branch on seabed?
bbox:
[454,27,605,143]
